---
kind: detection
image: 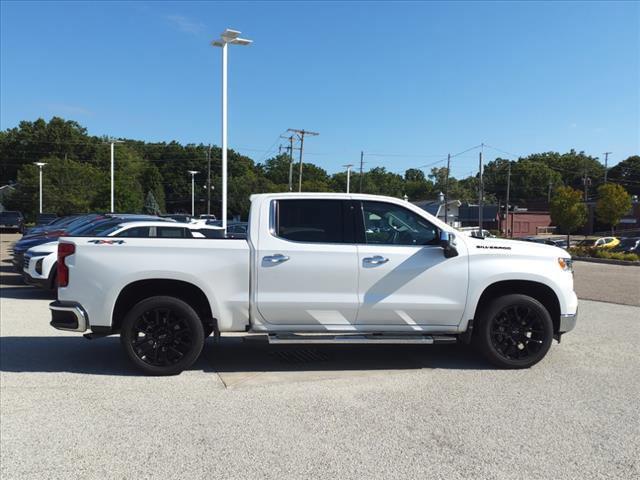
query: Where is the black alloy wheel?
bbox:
[475,294,553,369]
[489,305,546,361]
[120,296,205,375]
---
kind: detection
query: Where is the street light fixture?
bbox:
[211,28,252,232]
[33,162,47,213]
[187,170,200,216]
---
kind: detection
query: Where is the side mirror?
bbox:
[440,231,459,258]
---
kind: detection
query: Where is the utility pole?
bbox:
[547,177,552,203]
[444,153,451,225]
[206,145,212,216]
[343,164,354,193]
[603,152,612,183]
[505,162,511,237]
[359,151,365,193]
[288,129,319,192]
[280,134,295,191]
[478,149,484,232]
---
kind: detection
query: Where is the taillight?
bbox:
[57,243,75,287]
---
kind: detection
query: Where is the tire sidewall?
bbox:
[120,296,205,376]
[477,294,554,369]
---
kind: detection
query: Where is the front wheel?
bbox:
[474,294,553,369]
[120,296,205,375]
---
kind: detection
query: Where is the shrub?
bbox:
[569,247,639,263]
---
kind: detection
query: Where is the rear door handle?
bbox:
[263,254,290,264]
[363,255,389,266]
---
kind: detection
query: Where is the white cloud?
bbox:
[166,15,205,35]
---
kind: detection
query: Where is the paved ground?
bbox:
[1,233,639,479]
[573,260,640,306]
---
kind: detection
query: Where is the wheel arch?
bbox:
[474,280,561,333]
[111,279,215,334]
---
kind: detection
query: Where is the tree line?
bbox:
[1,117,638,224]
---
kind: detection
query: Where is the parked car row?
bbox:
[0,211,25,233]
[10,213,229,292]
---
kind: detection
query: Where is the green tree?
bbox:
[549,186,587,244]
[404,168,425,182]
[7,156,106,220]
[0,117,101,181]
[143,191,161,215]
[608,155,640,195]
[595,183,632,234]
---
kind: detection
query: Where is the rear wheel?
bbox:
[474,294,553,369]
[120,296,205,375]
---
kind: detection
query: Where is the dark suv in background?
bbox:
[0,211,25,233]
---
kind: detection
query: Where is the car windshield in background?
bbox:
[0,212,21,222]
[578,239,597,247]
[614,238,640,250]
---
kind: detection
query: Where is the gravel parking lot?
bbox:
[1,233,639,479]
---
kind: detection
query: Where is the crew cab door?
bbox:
[355,200,468,327]
[255,199,360,328]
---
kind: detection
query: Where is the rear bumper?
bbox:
[50,301,89,332]
[559,311,577,333]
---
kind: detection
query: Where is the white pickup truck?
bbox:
[50,193,578,375]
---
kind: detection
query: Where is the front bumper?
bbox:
[559,311,577,333]
[12,253,24,272]
[50,301,89,332]
[23,271,51,290]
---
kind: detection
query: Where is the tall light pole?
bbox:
[33,162,47,213]
[105,139,123,213]
[188,170,199,216]
[212,29,252,231]
[343,164,354,193]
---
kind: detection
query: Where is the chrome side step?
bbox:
[267,334,458,345]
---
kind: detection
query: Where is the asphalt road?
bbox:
[1,233,639,479]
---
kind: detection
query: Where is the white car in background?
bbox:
[23,221,223,291]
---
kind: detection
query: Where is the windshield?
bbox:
[0,212,20,221]
[617,238,639,249]
[578,239,597,246]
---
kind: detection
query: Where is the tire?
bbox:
[49,264,57,291]
[474,294,553,369]
[120,296,205,376]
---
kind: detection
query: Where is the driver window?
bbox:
[362,201,439,246]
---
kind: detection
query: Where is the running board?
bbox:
[267,334,457,345]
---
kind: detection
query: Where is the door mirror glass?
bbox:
[440,231,458,258]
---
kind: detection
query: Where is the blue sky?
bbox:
[1,1,638,177]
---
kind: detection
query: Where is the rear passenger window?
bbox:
[276,200,345,243]
[116,227,151,238]
[156,227,191,238]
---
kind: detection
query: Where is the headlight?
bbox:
[558,257,573,272]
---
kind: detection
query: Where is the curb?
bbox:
[572,257,640,267]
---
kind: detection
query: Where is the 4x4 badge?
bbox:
[87,239,125,245]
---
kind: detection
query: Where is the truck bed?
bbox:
[58,237,251,332]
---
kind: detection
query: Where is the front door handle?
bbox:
[263,254,290,264]
[363,255,389,266]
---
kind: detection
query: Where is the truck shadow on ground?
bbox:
[0,335,492,377]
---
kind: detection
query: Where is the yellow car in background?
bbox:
[576,236,620,249]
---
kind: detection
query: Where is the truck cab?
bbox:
[50,193,578,375]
